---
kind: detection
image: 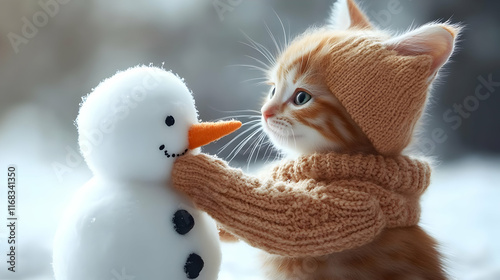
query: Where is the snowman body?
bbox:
[53,178,220,280]
[53,66,222,280]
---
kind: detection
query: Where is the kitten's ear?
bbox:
[328,0,372,30]
[384,23,461,76]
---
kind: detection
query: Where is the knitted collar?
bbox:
[271,152,431,197]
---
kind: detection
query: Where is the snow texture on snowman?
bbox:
[53,66,240,280]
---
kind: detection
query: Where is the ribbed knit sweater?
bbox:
[172,152,431,257]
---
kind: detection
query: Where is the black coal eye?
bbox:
[294,91,311,105]
[269,88,275,99]
[165,116,175,126]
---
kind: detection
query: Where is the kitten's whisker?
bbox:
[242,127,265,157]
[262,142,271,162]
[248,131,266,160]
[243,130,262,155]
[254,133,268,164]
[230,63,268,74]
[239,40,274,66]
[263,142,276,164]
[263,136,280,164]
[228,127,263,162]
[241,77,270,85]
[220,121,260,142]
[261,139,271,145]
[218,122,262,154]
[272,9,288,51]
[217,121,260,141]
[251,41,276,65]
[229,62,267,86]
[245,131,263,163]
[240,31,276,65]
[212,115,261,122]
[264,21,281,57]
[244,55,271,70]
[248,132,266,169]
[227,125,262,159]
[227,133,255,162]
[211,109,261,114]
[273,147,282,162]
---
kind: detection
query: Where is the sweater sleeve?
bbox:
[172,153,386,257]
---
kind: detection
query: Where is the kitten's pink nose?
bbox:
[262,106,277,121]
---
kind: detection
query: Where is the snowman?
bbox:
[53,66,241,280]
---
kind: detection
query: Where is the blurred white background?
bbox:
[0,0,499,279]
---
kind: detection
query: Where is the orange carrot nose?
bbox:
[188,120,242,150]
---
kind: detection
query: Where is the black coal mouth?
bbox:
[159,144,188,158]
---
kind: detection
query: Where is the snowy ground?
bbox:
[419,157,500,280]
[0,153,499,280]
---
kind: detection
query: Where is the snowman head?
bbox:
[77,66,240,183]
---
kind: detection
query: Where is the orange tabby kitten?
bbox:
[256,0,459,279]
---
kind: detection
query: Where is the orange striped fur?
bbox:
[257,0,447,279]
[261,29,379,154]
[262,226,445,280]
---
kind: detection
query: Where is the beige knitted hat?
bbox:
[323,36,432,155]
[322,0,458,155]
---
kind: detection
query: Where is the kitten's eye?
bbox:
[269,88,275,99]
[294,91,311,105]
[165,115,175,126]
